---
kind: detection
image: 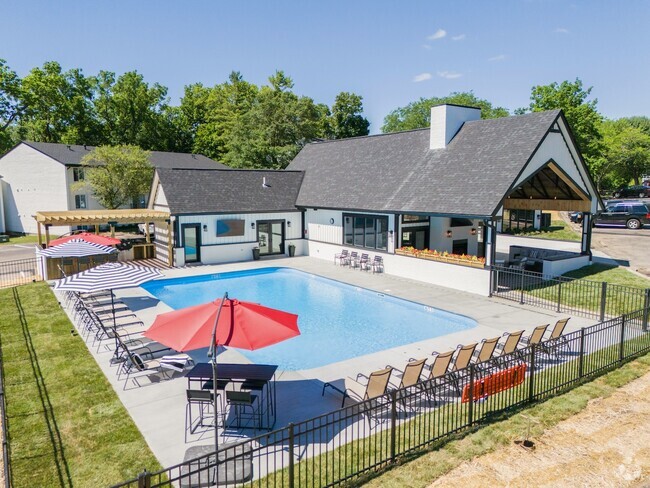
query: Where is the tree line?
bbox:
[0,60,369,169]
[1,58,648,190]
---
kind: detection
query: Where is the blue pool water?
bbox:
[142,268,476,370]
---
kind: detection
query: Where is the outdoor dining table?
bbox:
[185,362,278,430]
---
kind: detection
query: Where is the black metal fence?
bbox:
[491,265,650,321]
[0,258,42,289]
[113,308,650,488]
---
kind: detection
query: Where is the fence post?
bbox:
[528,344,536,403]
[599,281,607,321]
[519,269,525,305]
[390,390,397,463]
[643,289,650,332]
[578,328,585,378]
[619,314,627,362]
[556,281,562,313]
[137,470,151,488]
[467,364,475,426]
[288,423,295,488]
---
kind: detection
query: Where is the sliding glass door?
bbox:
[257,221,285,256]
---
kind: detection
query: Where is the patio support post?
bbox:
[44,224,51,247]
[580,212,593,258]
[145,222,151,244]
[167,219,173,267]
[94,224,99,235]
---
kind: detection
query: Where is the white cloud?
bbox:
[413,72,433,83]
[488,54,506,62]
[451,34,466,41]
[422,44,432,50]
[437,70,462,79]
[427,29,447,40]
[555,27,569,34]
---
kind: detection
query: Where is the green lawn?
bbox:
[0,283,161,487]
[504,220,581,242]
[519,263,650,318]
[0,234,43,246]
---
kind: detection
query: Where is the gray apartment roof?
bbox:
[288,110,563,217]
[22,141,225,170]
[156,168,304,214]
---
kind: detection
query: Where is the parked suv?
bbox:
[594,201,650,229]
[612,185,650,198]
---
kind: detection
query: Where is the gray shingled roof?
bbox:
[22,141,225,170]
[156,168,304,214]
[288,110,562,217]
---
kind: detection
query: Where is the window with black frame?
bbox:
[343,214,388,251]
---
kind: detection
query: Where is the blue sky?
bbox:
[2,0,649,133]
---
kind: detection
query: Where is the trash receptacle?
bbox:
[288,244,296,257]
[252,247,260,260]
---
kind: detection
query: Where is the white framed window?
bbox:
[72,167,85,182]
[75,194,87,209]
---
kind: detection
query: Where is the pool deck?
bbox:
[62,256,596,470]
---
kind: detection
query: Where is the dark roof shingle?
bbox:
[288,110,561,216]
[22,141,225,170]
[156,168,304,214]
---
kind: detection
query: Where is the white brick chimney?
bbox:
[429,104,481,149]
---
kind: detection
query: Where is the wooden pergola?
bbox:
[33,209,172,265]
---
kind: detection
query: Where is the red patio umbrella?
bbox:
[144,292,299,452]
[49,232,121,247]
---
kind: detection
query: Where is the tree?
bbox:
[602,119,650,186]
[0,59,23,153]
[94,71,172,149]
[181,72,258,161]
[382,91,509,133]
[81,145,153,209]
[329,92,369,139]
[226,71,322,169]
[524,78,603,164]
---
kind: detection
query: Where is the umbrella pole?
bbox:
[209,292,228,462]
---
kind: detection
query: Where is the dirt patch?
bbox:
[429,372,650,487]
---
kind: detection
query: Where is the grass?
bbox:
[0,234,43,246]
[0,282,161,487]
[518,263,650,317]
[503,220,581,242]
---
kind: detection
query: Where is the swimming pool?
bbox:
[142,268,476,370]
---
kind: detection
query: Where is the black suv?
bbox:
[594,201,650,229]
[613,185,650,198]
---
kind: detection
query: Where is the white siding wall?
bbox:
[65,167,105,212]
[429,217,480,255]
[0,179,5,233]
[0,144,68,234]
[174,211,303,265]
[306,240,491,296]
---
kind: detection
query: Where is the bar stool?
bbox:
[226,391,261,431]
[241,379,271,415]
[201,379,230,412]
[185,389,219,441]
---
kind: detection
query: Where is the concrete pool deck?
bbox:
[62,256,596,469]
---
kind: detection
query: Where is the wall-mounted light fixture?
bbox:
[389,230,394,236]
[329,218,335,225]
[470,228,477,236]
[287,221,291,227]
[446,230,453,238]
[251,222,255,229]
[203,224,208,232]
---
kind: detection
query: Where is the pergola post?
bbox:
[145,221,151,244]
[44,224,51,247]
[94,224,99,235]
[37,222,43,248]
